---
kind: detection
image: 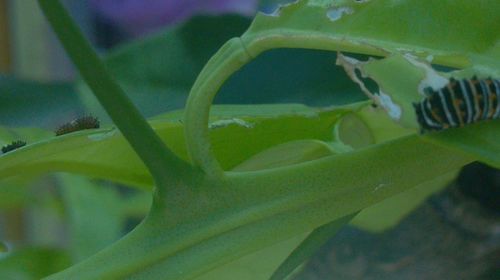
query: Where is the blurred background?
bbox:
[0,0,498,279]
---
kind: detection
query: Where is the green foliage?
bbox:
[0,103,363,189]
[0,0,498,279]
[0,247,71,279]
[0,76,81,127]
[270,213,357,280]
[58,174,125,262]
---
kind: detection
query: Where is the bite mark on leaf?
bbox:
[327,7,354,21]
[209,118,254,129]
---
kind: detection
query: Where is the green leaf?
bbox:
[195,233,309,280]
[423,121,500,168]
[0,103,367,189]
[58,174,125,262]
[0,242,7,253]
[335,53,500,168]
[350,170,458,232]
[270,213,357,280]
[25,1,499,279]
[0,177,35,210]
[0,126,55,210]
[0,247,70,280]
[244,0,499,67]
[47,133,475,279]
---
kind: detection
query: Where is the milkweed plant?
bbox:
[0,0,499,279]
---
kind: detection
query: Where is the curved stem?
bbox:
[38,0,193,192]
[184,37,253,178]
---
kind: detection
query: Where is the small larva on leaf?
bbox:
[55,116,100,136]
[414,77,500,133]
[1,140,27,154]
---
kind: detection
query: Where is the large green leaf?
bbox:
[47,133,474,279]
[0,103,368,189]
[244,0,500,67]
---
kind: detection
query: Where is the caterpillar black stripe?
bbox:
[2,140,26,154]
[414,77,500,132]
[55,116,100,136]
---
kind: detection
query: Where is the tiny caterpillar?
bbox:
[1,140,27,154]
[55,116,100,136]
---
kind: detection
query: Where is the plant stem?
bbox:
[38,0,193,192]
[184,38,252,178]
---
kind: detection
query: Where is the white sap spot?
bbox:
[327,7,354,21]
[209,118,254,129]
[425,55,434,63]
[378,91,402,120]
[404,54,448,95]
[88,129,117,141]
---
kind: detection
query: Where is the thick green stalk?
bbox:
[38,0,193,191]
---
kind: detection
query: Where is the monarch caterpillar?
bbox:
[1,140,27,154]
[55,116,100,136]
[414,77,500,132]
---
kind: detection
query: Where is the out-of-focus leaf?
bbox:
[0,242,7,253]
[0,247,70,280]
[351,170,459,232]
[58,174,125,262]
[0,76,83,128]
[195,233,308,280]
[270,213,357,280]
[0,126,54,209]
[0,177,35,210]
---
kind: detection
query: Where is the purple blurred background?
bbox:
[90,0,259,36]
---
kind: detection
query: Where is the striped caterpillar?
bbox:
[414,77,500,132]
